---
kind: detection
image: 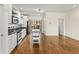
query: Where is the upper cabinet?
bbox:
[18,13,23,24]
[4,4,12,24]
[22,16,29,27]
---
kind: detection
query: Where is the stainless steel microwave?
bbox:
[12,16,18,24]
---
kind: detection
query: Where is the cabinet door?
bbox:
[10,33,17,52]
[8,35,13,53]
[13,33,17,48]
[22,16,28,27]
[8,33,17,53]
[5,4,12,24]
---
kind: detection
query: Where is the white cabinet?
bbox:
[8,33,17,53]
[22,16,28,27]
[11,33,17,51]
[8,35,12,53]
[13,33,17,48]
[22,29,26,39]
[18,12,23,24]
[7,5,12,24]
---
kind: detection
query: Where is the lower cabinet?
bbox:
[8,33,17,53]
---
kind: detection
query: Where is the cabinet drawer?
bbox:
[8,41,13,53]
[8,33,17,53]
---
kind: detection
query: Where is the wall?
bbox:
[65,7,79,40]
[44,12,65,36]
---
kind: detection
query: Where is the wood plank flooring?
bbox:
[11,35,79,54]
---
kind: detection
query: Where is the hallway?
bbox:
[12,35,79,54]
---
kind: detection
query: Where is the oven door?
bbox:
[17,31,22,41]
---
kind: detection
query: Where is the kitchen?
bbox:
[1,4,79,54]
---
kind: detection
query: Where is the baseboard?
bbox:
[61,35,79,44]
[65,36,75,40]
[65,34,79,41]
[44,34,58,36]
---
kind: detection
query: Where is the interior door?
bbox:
[58,18,64,36]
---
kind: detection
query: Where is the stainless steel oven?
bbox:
[17,29,22,45]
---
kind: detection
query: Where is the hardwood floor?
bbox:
[11,35,79,54]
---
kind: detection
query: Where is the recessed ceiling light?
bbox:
[73,5,77,8]
[34,8,44,13]
[20,8,23,10]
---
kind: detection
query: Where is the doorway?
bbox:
[58,18,64,36]
[58,18,65,46]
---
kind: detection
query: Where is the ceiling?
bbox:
[14,4,79,15]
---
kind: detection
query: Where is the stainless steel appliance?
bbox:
[17,29,22,44]
[12,16,18,24]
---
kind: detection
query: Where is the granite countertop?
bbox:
[8,27,27,35]
[12,27,27,30]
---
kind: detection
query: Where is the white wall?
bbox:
[65,7,79,40]
[44,12,65,36]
